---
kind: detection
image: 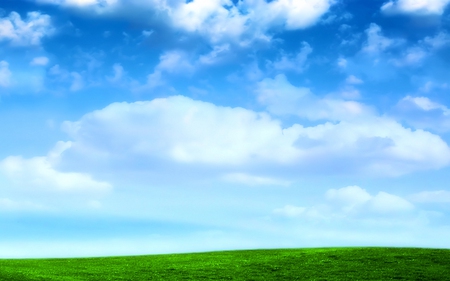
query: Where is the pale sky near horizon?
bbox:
[1,0,450,258]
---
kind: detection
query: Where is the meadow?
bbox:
[0,247,449,280]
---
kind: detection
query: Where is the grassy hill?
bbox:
[1,247,449,280]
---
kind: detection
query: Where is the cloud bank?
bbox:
[33,0,335,44]
[56,94,450,182]
[0,11,54,46]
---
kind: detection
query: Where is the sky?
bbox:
[1,0,450,258]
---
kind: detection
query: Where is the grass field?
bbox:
[0,247,449,280]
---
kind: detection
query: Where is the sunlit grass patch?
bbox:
[1,247,449,280]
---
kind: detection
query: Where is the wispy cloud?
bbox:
[0,11,54,46]
[381,0,450,15]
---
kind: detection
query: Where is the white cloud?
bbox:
[403,47,428,64]
[59,95,450,180]
[390,47,428,66]
[409,190,450,203]
[345,75,363,85]
[276,185,415,220]
[144,70,164,89]
[222,173,290,186]
[381,0,450,15]
[49,64,65,76]
[139,50,194,89]
[0,142,111,192]
[47,63,92,92]
[362,23,402,54]
[419,81,449,93]
[70,0,99,5]
[402,96,450,112]
[339,87,361,99]
[62,95,300,167]
[359,24,430,68]
[423,31,450,48]
[326,185,372,206]
[0,198,48,212]
[36,0,117,9]
[171,0,248,43]
[142,29,154,37]
[248,0,334,30]
[393,96,450,132]
[270,42,313,73]
[256,74,371,121]
[0,11,54,46]
[34,0,334,44]
[255,77,450,175]
[30,56,49,66]
[157,50,194,74]
[337,57,347,68]
[70,72,84,91]
[0,61,12,87]
[343,23,431,79]
[273,205,306,217]
[106,63,124,83]
[271,204,428,250]
[369,192,415,214]
[199,44,230,65]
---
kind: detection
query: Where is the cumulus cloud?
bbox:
[341,23,439,81]
[199,44,230,65]
[106,63,124,83]
[0,198,48,212]
[402,96,450,112]
[47,64,81,91]
[70,72,84,91]
[337,57,347,68]
[275,185,415,220]
[393,95,450,132]
[369,191,415,214]
[0,61,12,88]
[0,11,54,46]
[409,190,450,203]
[0,141,111,192]
[144,71,164,89]
[139,50,195,90]
[57,95,450,180]
[345,75,364,85]
[360,24,448,68]
[273,205,307,217]
[423,31,450,48]
[326,186,415,215]
[326,185,372,207]
[390,47,428,66]
[36,0,118,10]
[30,56,50,66]
[142,29,154,37]
[171,0,334,43]
[246,0,334,30]
[33,0,334,44]
[62,95,300,167]
[269,42,313,73]
[381,0,450,15]
[156,50,194,74]
[362,23,403,54]
[222,173,290,186]
[256,74,371,121]
[171,0,248,43]
[419,81,449,93]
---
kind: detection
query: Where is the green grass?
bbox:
[0,247,449,280]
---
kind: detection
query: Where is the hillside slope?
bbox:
[0,247,449,280]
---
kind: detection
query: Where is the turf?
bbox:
[0,247,449,280]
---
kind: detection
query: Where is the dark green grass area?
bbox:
[1,247,450,280]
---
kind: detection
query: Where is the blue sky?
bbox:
[1,0,450,258]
